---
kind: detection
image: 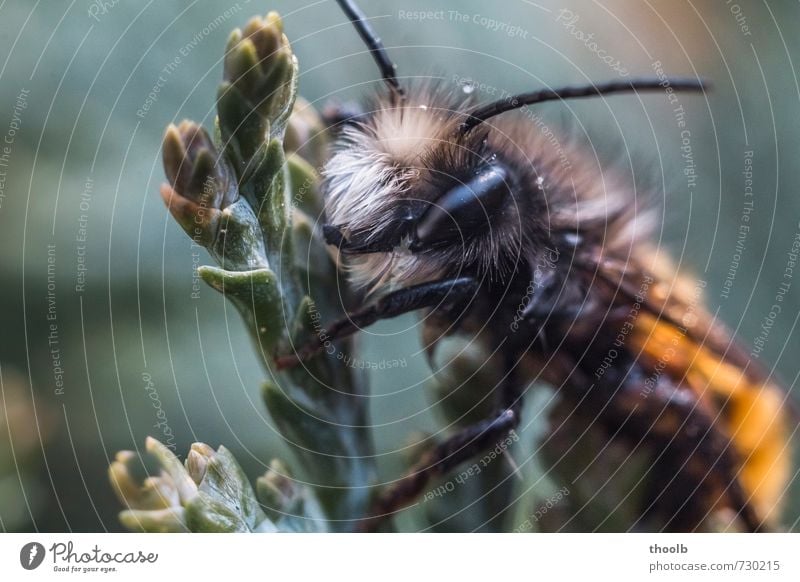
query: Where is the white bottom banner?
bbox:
[0,533,796,580]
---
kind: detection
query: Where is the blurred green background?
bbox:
[1,0,799,531]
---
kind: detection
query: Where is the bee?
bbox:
[280,0,793,532]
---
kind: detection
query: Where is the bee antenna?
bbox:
[459,77,709,133]
[335,0,404,98]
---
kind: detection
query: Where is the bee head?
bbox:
[321,87,540,289]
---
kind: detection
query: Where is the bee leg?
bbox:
[275,276,479,368]
[358,360,523,532]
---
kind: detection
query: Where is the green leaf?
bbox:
[186,446,270,532]
[111,438,277,533]
[140,7,378,534]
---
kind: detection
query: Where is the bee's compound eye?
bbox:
[411,165,511,250]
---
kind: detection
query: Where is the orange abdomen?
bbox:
[630,311,791,525]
